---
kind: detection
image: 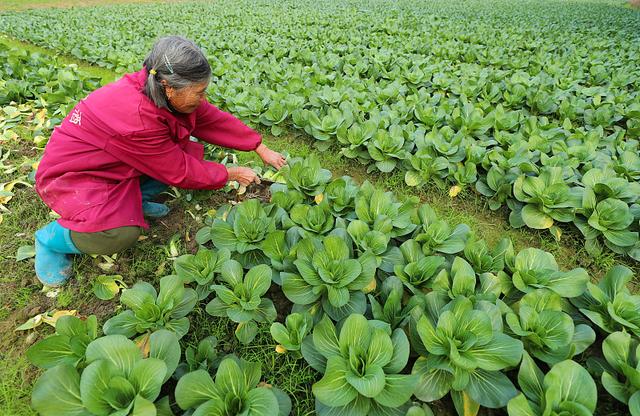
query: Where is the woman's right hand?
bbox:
[226,166,259,186]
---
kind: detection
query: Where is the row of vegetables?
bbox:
[2,0,639,258]
[26,156,640,415]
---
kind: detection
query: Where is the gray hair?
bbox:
[143,36,211,110]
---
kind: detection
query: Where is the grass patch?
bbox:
[0,350,37,416]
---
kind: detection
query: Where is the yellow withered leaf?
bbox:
[136,333,152,357]
[449,185,462,198]
[42,310,78,327]
[314,193,324,204]
[363,278,377,294]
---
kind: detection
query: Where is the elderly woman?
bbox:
[34,36,285,286]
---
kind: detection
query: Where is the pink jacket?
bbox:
[35,69,261,233]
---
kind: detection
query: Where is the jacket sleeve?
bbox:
[191,100,262,151]
[105,130,229,190]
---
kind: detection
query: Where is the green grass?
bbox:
[0,351,37,416]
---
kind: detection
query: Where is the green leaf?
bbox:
[93,274,124,301]
[282,272,321,305]
[412,356,452,402]
[466,369,518,409]
[31,364,86,416]
[102,310,139,338]
[373,373,418,407]
[79,360,116,415]
[27,335,77,369]
[175,370,217,410]
[85,335,142,377]
[518,351,545,403]
[405,170,422,187]
[313,356,359,407]
[246,387,280,415]
[132,395,156,416]
[521,205,554,229]
[507,393,537,416]
[120,282,157,312]
[16,244,35,261]
[210,219,237,251]
[245,264,273,297]
[384,329,411,374]
[235,321,259,344]
[543,360,597,412]
[338,314,371,355]
[470,332,523,371]
[629,391,640,416]
[149,330,181,382]
[345,363,386,398]
[129,358,166,401]
[313,316,341,358]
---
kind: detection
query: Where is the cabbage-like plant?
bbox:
[413,204,470,255]
[270,312,313,357]
[404,148,449,188]
[430,256,505,303]
[510,167,581,230]
[450,100,492,138]
[306,106,353,144]
[337,119,376,161]
[507,247,589,298]
[324,176,359,217]
[206,260,276,344]
[289,202,335,236]
[355,181,418,238]
[507,353,597,416]
[27,315,98,369]
[475,165,516,210]
[260,229,300,285]
[368,276,420,330]
[505,289,595,365]
[174,247,231,300]
[301,315,417,416]
[283,155,332,197]
[598,331,640,415]
[463,237,512,274]
[281,235,376,321]
[411,295,523,412]
[576,196,638,256]
[174,336,222,380]
[367,125,413,173]
[103,275,197,339]
[207,199,277,262]
[271,188,306,212]
[31,331,180,416]
[259,99,289,136]
[393,239,444,293]
[175,357,291,416]
[571,265,640,336]
[347,219,392,258]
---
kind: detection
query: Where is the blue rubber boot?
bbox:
[34,221,82,287]
[140,178,170,218]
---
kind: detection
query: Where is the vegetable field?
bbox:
[0,0,639,415]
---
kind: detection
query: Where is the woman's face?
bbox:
[162,80,209,113]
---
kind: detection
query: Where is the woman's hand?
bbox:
[255,143,286,170]
[226,166,259,186]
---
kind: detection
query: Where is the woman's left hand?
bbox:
[256,143,286,170]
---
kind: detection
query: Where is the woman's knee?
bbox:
[70,226,141,255]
